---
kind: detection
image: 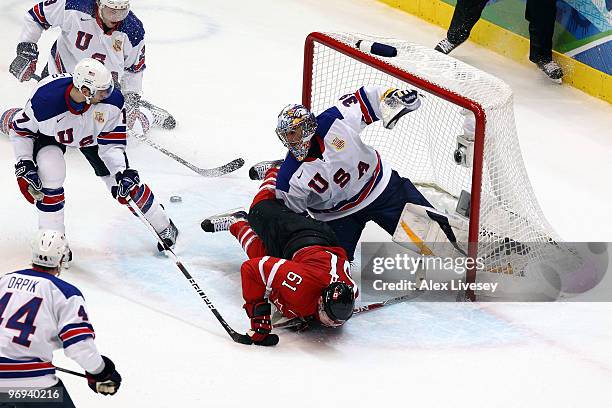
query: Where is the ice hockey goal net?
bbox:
[303,32,580,297]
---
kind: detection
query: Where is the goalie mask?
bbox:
[275,104,317,162]
[73,58,114,104]
[318,282,355,327]
[97,0,130,25]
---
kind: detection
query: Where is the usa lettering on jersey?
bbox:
[21,0,146,93]
[275,85,397,222]
[9,74,128,177]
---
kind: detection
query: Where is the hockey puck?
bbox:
[170,195,182,203]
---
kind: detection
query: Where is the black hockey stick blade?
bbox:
[130,130,245,177]
[206,157,245,177]
[231,332,254,345]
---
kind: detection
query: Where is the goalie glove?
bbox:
[10,42,38,82]
[380,89,421,130]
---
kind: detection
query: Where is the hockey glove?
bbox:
[86,356,122,396]
[380,89,421,130]
[244,301,279,346]
[10,42,38,82]
[112,169,140,202]
[15,160,43,203]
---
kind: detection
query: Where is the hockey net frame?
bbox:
[302,32,580,300]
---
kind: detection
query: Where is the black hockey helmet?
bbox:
[321,282,355,323]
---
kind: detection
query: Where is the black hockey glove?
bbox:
[244,301,279,346]
[86,356,122,396]
[10,42,39,82]
[15,159,43,203]
[112,169,140,201]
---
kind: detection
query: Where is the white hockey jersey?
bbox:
[10,73,128,178]
[0,269,103,389]
[275,85,403,222]
[20,0,146,93]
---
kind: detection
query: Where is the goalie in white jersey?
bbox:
[7,58,178,256]
[0,230,121,407]
[264,86,457,260]
[6,0,175,137]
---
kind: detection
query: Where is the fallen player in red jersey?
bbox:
[202,167,358,346]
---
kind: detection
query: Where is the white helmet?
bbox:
[97,0,130,23]
[72,58,114,104]
[31,230,68,269]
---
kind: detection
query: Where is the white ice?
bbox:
[1,0,612,406]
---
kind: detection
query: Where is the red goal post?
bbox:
[302,32,485,288]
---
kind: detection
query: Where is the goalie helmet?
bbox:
[275,104,317,161]
[31,230,68,269]
[318,282,355,327]
[97,0,130,24]
[72,58,114,104]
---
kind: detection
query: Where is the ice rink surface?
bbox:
[1,0,612,406]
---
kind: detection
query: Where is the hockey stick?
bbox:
[27,74,243,177]
[273,293,413,330]
[129,131,244,177]
[352,293,413,314]
[125,197,253,345]
[55,366,86,378]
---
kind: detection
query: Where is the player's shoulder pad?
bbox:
[276,152,304,193]
[100,88,124,110]
[118,11,145,47]
[315,106,344,139]
[11,269,84,300]
[31,77,74,122]
[65,0,95,15]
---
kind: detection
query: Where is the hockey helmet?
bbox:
[318,282,355,327]
[275,104,317,161]
[31,230,68,269]
[72,58,114,104]
[97,0,130,23]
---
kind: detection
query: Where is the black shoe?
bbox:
[434,38,460,54]
[201,209,247,233]
[536,60,563,82]
[157,220,179,251]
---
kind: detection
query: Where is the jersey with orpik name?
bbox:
[275,85,400,222]
[19,0,146,94]
[9,74,128,177]
[0,269,103,389]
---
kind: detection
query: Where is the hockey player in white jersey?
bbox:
[256,86,457,260]
[7,58,178,255]
[0,230,121,407]
[7,0,175,137]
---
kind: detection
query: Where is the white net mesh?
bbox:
[306,32,580,282]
